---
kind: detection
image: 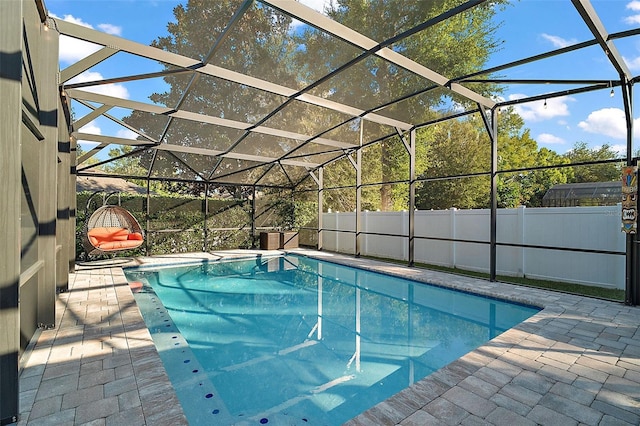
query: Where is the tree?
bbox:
[122,0,298,195]
[492,109,575,207]
[415,119,490,210]
[294,0,509,210]
[563,141,622,183]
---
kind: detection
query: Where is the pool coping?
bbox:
[17,249,640,425]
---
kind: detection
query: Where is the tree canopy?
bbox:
[108,0,624,212]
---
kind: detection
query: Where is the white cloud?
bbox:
[624,14,640,24]
[58,34,102,64]
[116,129,139,140]
[627,0,640,11]
[609,144,628,155]
[78,121,101,135]
[298,0,331,13]
[77,122,102,151]
[578,108,627,139]
[67,71,130,99]
[537,133,565,145]
[541,33,576,48]
[97,23,122,36]
[624,55,640,71]
[510,94,572,122]
[52,13,122,63]
[52,13,92,28]
[624,2,640,25]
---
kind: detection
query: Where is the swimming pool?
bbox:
[124,254,539,425]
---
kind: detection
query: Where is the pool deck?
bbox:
[15,249,640,425]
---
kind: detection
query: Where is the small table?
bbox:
[279,231,298,249]
[259,232,280,250]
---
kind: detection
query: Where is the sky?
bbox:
[45,0,640,157]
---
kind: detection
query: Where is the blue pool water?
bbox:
[124,255,539,425]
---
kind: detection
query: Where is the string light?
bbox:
[543,99,547,109]
[610,88,615,97]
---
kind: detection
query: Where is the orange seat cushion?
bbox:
[88,227,143,251]
[95,239,144,251]
[88,227,130,241]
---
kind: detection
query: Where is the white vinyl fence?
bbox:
[322,205,626,289]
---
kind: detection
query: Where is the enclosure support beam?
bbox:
[356,121,363,257]
[408,130,416,266]
[481,106,499,282]
[622,79,638,306]
[69,134,77,273]
[145,179,150,255]
[318,169,324,251]
[204,183,209,252]
[251,186,257,249]
[38,10,59,327]
[397,127,416,267]
[0,0,22,422]
[57,102,71,291]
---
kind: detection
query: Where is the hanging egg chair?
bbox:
[82,204,145,257]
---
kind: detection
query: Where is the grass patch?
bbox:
[362,255,625,302]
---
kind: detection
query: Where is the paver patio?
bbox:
[15,250,640,425]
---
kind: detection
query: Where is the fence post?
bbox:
[363,211,368,256]
[518,205,526,277]
[335,211,339,253]
[450,207,457,268]
[403,210,408,261]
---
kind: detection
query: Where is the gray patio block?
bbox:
[539,393,603,424]
[537,354,573,371]
[105,406,145,426]
[598,377,640,414]
[526,404,579,426]
[19,388,37,413]
[442,386,497,418]
[27,408,75,425]
[584,348,623,366]
[623,368,640,384]
[399,409,444,426]
[35,373,79,402]
[538,364,578,384]
[459,414,489,426]
[549,381,596,405]
[424,397,470,425]
[42,360,81,381]
[28,395,62,421]
[409,377,451,404]
[489,392,532,417]
[78,368,116,390]
[60,384,104,410]
[498,383,544,407]
[458,375,500,399]
[19,374,42,393]
[74,395,119,424]
[569,362,611,383]
[485,406,537,426]
[512,370,554,394]
[375,398,417,422]
[103,375,137,398]
[486,358,523,379]
[590,399,640,425]
[599,414,637,426]
[117,389,141,412]
[474,366,512,388]
[577,355,626,378]
[501,351,544,371]
[568,336,603,351]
